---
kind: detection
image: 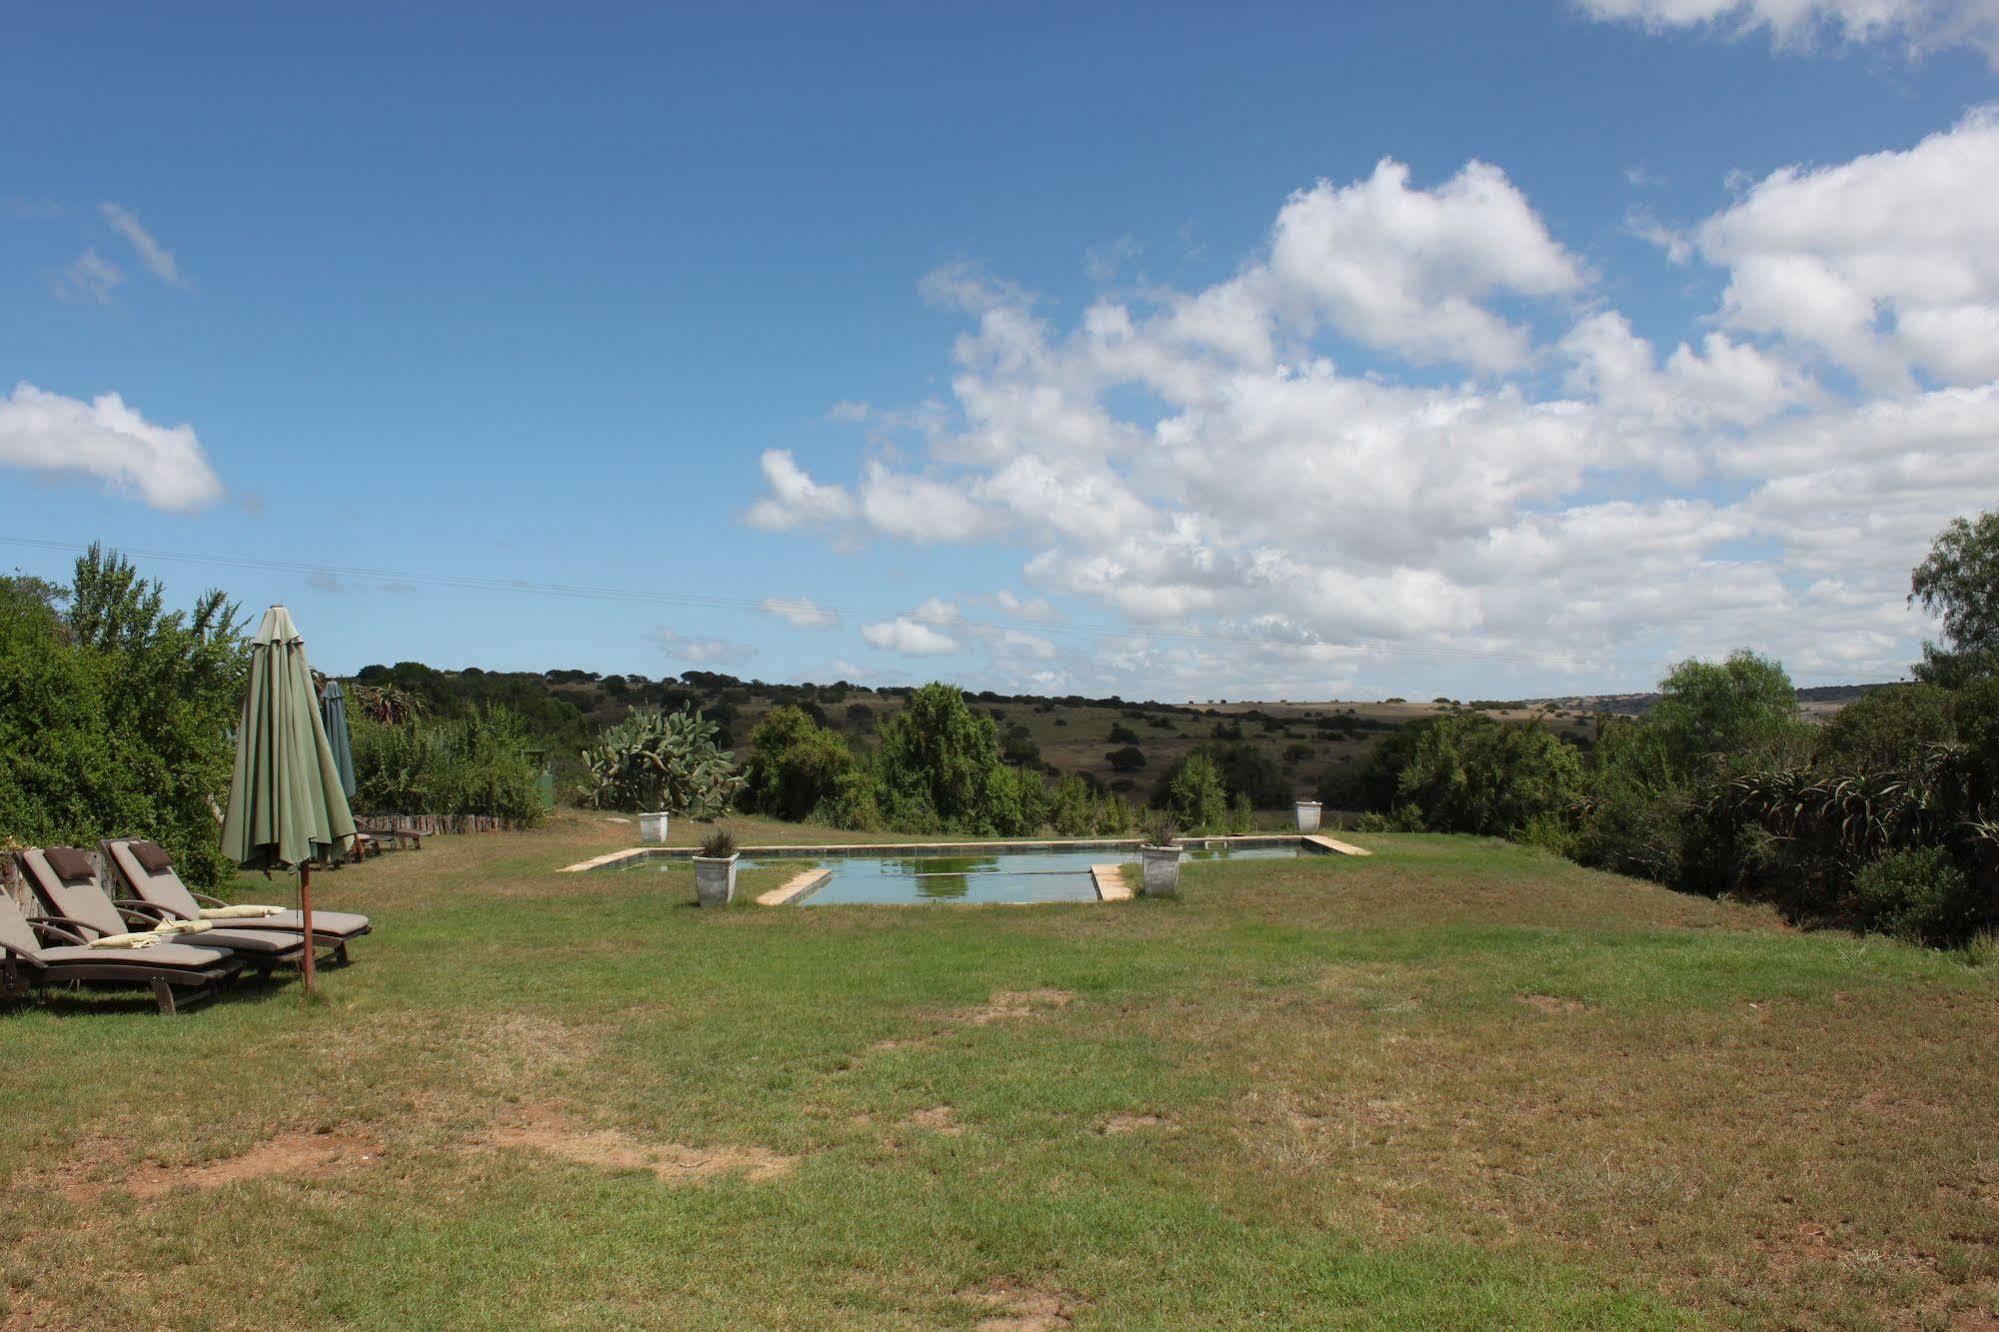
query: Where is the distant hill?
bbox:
[346,663,1899,807]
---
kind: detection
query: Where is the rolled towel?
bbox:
[197,905,283,920]
[150,919,213,936]
[87,932,162,950]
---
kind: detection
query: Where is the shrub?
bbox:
[1107,723,1141,744]
[0,549,247,889]
[1142,813,1179,847]
[1164,753,1227,832]
[742,705,855,821]
[1106,745,1147,772]
[1850,846,1984,946]
[872,683,1043,836]
[1816,684,1955,773]
[1393,713,1584,838]
[698,826,737,859]
[350,707,547,824]
[1225,792,1253,834]
[580,706,741,818]
[1050,773,1097,837]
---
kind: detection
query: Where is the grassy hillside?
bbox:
[4,820,1995,1327]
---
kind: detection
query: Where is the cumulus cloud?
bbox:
[1696,107,1999,386]
[750,121,1999,694]
[0,382,225,511]
[744,449,857,531]
[860,616,960,656]
[649,627,756,668]
[100,203,186,287]
[1577,0,1999,66]
[759,596,839,629]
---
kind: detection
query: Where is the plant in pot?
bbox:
[579,706,744,844]
[1138,813,1183,898]
[693,826,739,908]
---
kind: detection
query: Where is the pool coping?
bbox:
[559,832,1363,875]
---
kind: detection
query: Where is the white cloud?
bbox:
[759,596,839,629]
[0,382,225,511]
[1577,0,1999,66]
[1696,107,1999,386]
[860,617,960,656]
[750,123,1998,695]
[992,589,1058,622]
[55,249,124,304]
[744,449,856,530]
[649,627,756,668]
[100,203,186,287]
[1263,159,1588,371]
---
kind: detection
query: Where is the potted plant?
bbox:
[640,811,670,843]
[692,826,739,908]
[1138,814,1182,898]
[1294,799,1322,832]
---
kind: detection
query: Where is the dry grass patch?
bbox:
[959,988,1076,1026]
[955,1279,1079,1330]
[483,1101,796,1183]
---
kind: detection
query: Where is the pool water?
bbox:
[629,842,1306,905]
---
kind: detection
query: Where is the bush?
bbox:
[872,682,1041,836]
[1106,744,1146,772]
[1164,752,1227,832]
[1394,713,1584,837]
[350,707,547,824]
[742,705,855,821]
[0,549,247,889]
[580,707,741,818]
[1850,846,1984,946]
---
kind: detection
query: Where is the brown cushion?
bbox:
[129,840,175,874]
[43,847,95,883]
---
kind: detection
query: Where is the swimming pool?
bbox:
[621,840,1307,905]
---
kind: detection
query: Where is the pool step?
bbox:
[1091,864,1133,901]
[1303,834,1372,857]
[758,868,831,906]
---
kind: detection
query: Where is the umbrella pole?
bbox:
[300,862,317,996]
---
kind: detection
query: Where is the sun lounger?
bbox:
[102,839,372,963]
[0,877,241,1015]
[19,848,307,974]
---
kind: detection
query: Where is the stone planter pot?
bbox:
[639,811,670,843]
[1138,843,1183,898]
[1294,800,1322,832]
[693,853,739,908]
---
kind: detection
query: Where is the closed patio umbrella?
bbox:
[221,606,356,994]
[321,677,357,800]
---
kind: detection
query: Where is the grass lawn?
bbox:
[5,815,1998,1329]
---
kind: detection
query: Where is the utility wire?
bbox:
[0,534,1557,670]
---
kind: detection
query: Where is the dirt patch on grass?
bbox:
[1102,1113,1172,1135]
[960,989,1076,1026]
[485,1102,794,1183]
[903,1105,963,1136]
[957,1280,1078,1330]
[55,1129,384,1203]
[1518,994,1590,1015]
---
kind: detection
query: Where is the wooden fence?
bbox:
[354,813,534,836]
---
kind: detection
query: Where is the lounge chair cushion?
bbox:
[177,926,302,958]
[43,847,96,883]
[227,909,372,939]
[105,840,372,940]
[34,942,237,970]
[129,840,175,874]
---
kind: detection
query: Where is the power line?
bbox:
[0,534,1558,670]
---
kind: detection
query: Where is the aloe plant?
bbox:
[579,707,742,819]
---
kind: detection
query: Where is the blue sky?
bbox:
[5,1,1998,700]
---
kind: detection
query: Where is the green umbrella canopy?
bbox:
[321,677,357,800]
[222,606,356,870]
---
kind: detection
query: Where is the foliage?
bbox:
[1393,713,1585,838]
[741,706,856,822]
[349,706,548,823]
[1816,684,1954,773]
[698,826,738,859]
[1647,650,1807,777]
[580,706,741,818]
[1226,792,1254,835]
[1850,846,1982,945]
[1910,510,1999,686]
[1164,752,1228,832]
[0,547,247,889]
[1141,812,1179,847]
[1106,744,1146,772]
[870,683,1034,836]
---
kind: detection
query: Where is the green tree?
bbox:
[1165,752,1228,832]
[741,705,856,822]
[1817,684,1955,773]
[873,682,1022,834]
[1395,713,1584,838]
[1646,650,1804,776]
[1911,510,1999,686]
